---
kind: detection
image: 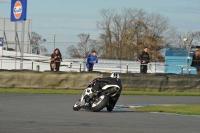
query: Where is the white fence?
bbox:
[0,50,165,73]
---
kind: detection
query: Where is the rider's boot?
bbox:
[84,95,91,107]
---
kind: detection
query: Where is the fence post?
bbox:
[185,38,193,74]
[80,62,82,72]
[126,64,128,73]
[181,65,183,74]
[36,65,40,71]
[32,61,33,70]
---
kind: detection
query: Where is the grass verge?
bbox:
[131,105,200,115]
[122,91,200,96]
[0,88,200,96]
[0,89,83,94]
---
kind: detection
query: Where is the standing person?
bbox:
[86,50,98,72]
[138,47,150,73]
[191,50,200,74]
[50,48,62,71]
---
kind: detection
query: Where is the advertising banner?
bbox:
[10,0,27,21]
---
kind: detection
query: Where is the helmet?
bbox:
[110,73,120,79]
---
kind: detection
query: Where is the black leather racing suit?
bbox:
[91,77,122,111]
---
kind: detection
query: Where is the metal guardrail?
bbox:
[0,49,196,74]
[0,57,165,73]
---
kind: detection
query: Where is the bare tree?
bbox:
[190,31,200,46]
[67,45,82,58]
[97,8,172,61]
[30,32,47,55]
[30,32,46,46]
[97,9,116,58]
[67,33,104,58]
[67,8,199,61]
[170,31,200,49]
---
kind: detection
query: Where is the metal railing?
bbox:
[0,56,164,73]
[0,41,198,74]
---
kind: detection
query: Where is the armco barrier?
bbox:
[0,70,199,91]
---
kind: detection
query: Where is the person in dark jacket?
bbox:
[50,48,62,71]
[191,50,200,73]
[86,51,98,71]
[138,47,150,73]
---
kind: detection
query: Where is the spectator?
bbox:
[138,47,150,73]
[50,48,62,71]
[86,50,98,71]
[191,50,200,74]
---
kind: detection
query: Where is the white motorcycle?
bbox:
[73,73,122,112]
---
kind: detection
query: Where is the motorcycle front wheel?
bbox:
[73,99,81,111]
[91,95,109,112]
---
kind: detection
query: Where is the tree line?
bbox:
[68,8,200,61]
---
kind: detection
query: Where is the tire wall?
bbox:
[0,70,200,92]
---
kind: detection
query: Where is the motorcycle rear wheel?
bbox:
[91,95,109,112]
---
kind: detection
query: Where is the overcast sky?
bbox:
[0,0,200,42]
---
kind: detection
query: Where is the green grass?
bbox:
[132,105,200,115]
[0,88,200,96]
[122,91,200,96]
[0,89,83,94]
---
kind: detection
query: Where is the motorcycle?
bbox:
[73,73,122,112]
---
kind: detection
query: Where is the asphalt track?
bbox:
[0,94,200,133]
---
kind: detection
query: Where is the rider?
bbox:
[92,73,122,93]
[84,73,122,109]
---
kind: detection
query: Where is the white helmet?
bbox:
[110,73,120,79]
